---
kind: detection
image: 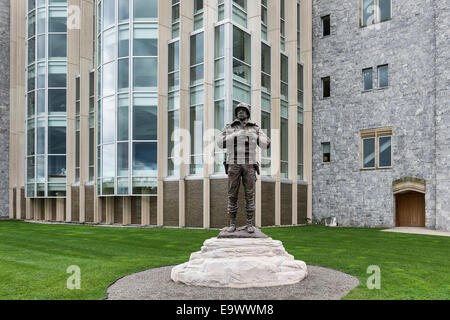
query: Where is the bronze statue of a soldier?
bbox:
[217,103,271,233]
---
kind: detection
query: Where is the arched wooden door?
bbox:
[395,191,425,227]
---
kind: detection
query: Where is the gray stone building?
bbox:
[0,0,9,217]
[312,0,450,231]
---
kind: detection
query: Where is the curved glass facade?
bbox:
[97,0,159,196]
[26,0,68,198]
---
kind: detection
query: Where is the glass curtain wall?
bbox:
[97,0,159,196]
[214,1,251,173]
[280,54,289,179]
[190,32,204,175]
[26,0,68,198]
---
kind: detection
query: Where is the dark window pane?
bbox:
[363,68,373,90]
[195,0,203,12]
[168,41,179,72]
[379,136,392,167]
[379,0,391,21]
[133,26,158,56]
[322,76,330,98]
[48,62,67,88]
[118,58,129,92]
[190,65,204,85]
[28,64,35,90]
[133,106,157,140]
[117,95,129,141]
[322,142,330,162]
[233,26,250,64]
[49,34,67,59]
[363,138,375,168]
[49,7,67,32]
[261,43,271,74]
[133,142,157,174]
[281,55,288,83]
[48,156,66,178]
[190,32,204,65]
[378,65,388,88]
[27,92,35,117]
[281,118,288,162]
[48,126,66,154]
[48,89,66,114]
[117,142,129,176]
[28,37,35,65]
[27,121,35,156]
[322,15,330,36]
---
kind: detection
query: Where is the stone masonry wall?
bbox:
[434,0,450,231]
[0,0,10,217]
[312,0,439,228]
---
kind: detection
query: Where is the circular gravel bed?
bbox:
[106,265,359,300]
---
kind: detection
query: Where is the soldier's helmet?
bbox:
[234,102,250,118]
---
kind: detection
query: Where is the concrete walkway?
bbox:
[382,227,450,237]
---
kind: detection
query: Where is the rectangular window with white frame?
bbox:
[360,127,392,169]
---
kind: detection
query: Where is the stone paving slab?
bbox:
[382,227,450,237]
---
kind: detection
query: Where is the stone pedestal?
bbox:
[171,229,307,288]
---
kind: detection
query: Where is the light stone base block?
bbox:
[171,237,307,288]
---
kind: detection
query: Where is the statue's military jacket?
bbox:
[217,119,271,165]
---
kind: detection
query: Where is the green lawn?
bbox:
[0,220,448,300]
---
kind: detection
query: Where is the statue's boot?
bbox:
[246,212,255,233]
[227,213,237,232]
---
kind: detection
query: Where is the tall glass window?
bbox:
[190,32,204,175]
[297,64,304,180]
[194,0,204,30]
[97,0,159,196]
[89,71,95,182]
[280,54,289,179]
[261,43,271,176]
[261,0,268,41]
[280,0,286,52]
[26,0,68,198]
[171,0,180,38]
[218,0,225,21]
[168,41,180,177]
[75,76,81,182]
[232,26,251,114]
[214,25,225,173]
[232,0,247,28]
[297,0,301,60]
